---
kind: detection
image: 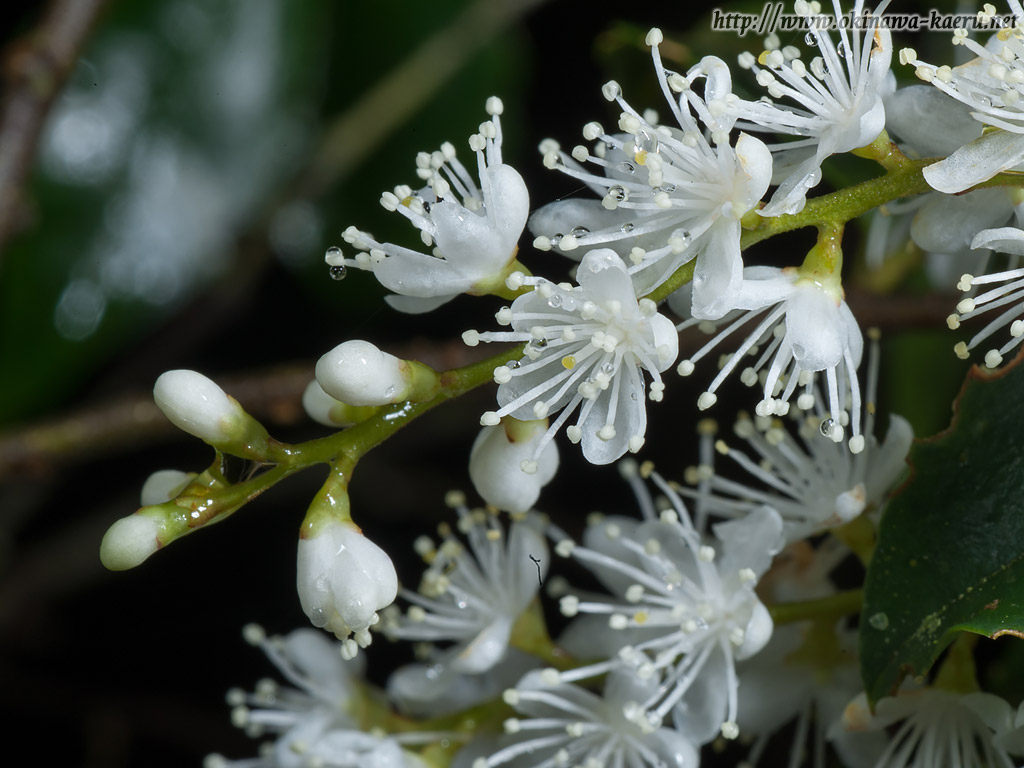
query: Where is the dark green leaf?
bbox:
[861,352,1024,705]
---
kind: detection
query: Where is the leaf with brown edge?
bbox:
[860,347,1024,706]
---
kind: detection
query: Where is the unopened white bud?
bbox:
[100,513,161,571]
[140,469,193,506]
[469,418,559,513]
[297,518,398,640]
[315,340,414,406]
[153,370,247,445]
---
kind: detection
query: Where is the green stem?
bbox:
[168,343,525,535]
[769,588,863,625]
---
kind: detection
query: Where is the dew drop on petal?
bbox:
[621,222,635,233]
[804,32,817,46]
[329,264,348,280]
[819,418,835,437]
[571,226,591,237]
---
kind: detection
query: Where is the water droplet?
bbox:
[619,161,636,173]
[639,130,659,153]
[804,32,817,46]
[819,418,835,437]
[508,360,520,369]
[548,293,563,308]
[550,233,563,247]
[384,385,396,398]
[661,183,677,193]
[600,362,615,375]
[836,40,847,58]
[325,245,343,260]
[570,226,591,237]
[329,264,347,280]
[456,600,468,609]
[621,222,635,233]
[868,612,889,630]
[536,338,549,349]
[608,185,627,202]
[630,391,639,401]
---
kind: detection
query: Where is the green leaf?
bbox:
[861,352,1024,705]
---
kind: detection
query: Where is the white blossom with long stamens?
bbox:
[949,225,1024,366]
[338,97,528,313]
[684,332,912,541]
[473,665,699,768]
[381,499,547,710]
[838,688,1024,768]
[529,32,772,312]
[729,0,893,216]
[204,626,431,768]
[671,265,865,448]
[464,249,678,465]
[900,3,1024,193]
[550,466,784,745]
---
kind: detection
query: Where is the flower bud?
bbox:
[153,370,269,456]
[140,469,195,506]
[297,474,397,644]
[469,417,559,513]
[100,458,238,571]
[100,511,161,571]
[301,379,381,427]
[314,340,440,407]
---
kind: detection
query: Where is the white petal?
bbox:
[911,188,1014,255]
[384,293,456,314]
[733,133,773,211]
[924,129,1024,193]
[865,414,913,504]
[579,360,646,465]
[884,85,981,158]
[971,224,1024,255]
[784,285,846,371]
[714,506,784,579]
[690,219,743,320]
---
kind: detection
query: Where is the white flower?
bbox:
[296,518,398,655]
[672,266,865,447]
[686,334,912,541]
[469,417,559,513]
[949,225,1024,366]
[475,666,699,768]
[901,5,1024,193]
[153,369,248,445]
[529,35,772,306]
[864,84,1020,280]
[465,249,678,465]
[381,501,547,707]
[730,0,893,215]
[339,97,528,313]
[838,688,1024,768]
[551,468,784,744]
[737,624,881,768]
[208,626,430,768]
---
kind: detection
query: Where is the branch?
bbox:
[0,0,109,259]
